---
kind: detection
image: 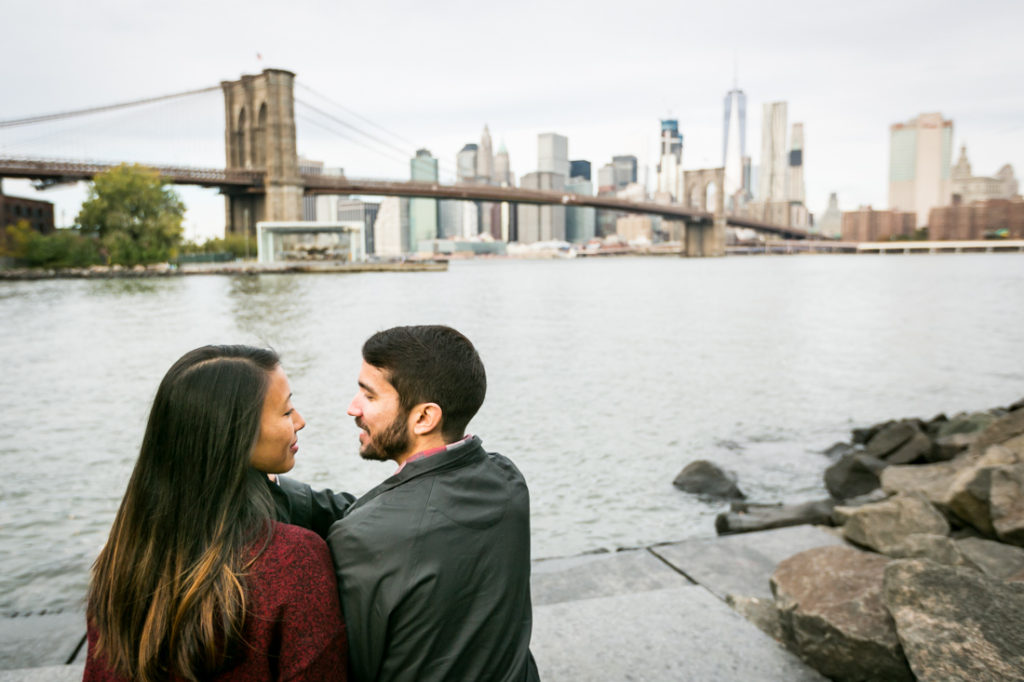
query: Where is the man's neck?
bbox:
[394,434,448,467]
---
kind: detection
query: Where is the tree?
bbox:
[1,220,101,268]
[77,164,185,266]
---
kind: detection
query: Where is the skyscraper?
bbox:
[494,143,512,186]
[656,119,683,200]
[570,160,591,181]
[477,125,494,183]
[538,133,569,177]
[722,88,746,207]
[456,144,478,183]
[410,149,439,251]
[889,112,954,227]
[612,155,638,189]
[758,102,788,202]
[787,123,805,204]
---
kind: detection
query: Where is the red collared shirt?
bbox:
[395,434,473,474]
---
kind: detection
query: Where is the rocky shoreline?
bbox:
[674,398,1024,680]
[0,261,448,280]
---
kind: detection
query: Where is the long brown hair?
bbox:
[88,345,280,681]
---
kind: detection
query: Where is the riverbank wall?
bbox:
[0,260,448,280]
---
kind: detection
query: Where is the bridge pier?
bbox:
[220,69,303,236]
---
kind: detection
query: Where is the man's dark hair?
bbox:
[362,325,486,441]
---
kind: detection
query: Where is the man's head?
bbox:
[347,325,486,462]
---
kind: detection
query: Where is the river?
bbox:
[1,253,1023,612]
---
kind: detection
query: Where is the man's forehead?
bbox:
[358,361,395,391]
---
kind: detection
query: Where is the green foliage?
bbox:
[179,233,254,259]
[2,220,102,268]
[77,164,185,266]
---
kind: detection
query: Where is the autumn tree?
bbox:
[77,164,185,266]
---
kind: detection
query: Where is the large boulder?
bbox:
[715,499,835,535]
[883,559,1024,681]
[946,445,1024,542]
[771,546,913,682]
[863,421,919,459]
[672,460,745,499]
[936,411,999,440]
[956,536,1024,580]
[840,494,950,553]
[880,533,978,569]
[881,453,978,507]
[971,407,1024,454]
[884,428,933,465]
[824,453,887,499]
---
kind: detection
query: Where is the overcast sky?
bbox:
[2,0,1021,241]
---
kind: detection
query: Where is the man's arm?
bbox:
[270,475,355,539]
[328,516,391,682]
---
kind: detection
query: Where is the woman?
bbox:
[85,345,347,681]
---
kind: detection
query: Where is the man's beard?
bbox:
[357,410,411,462]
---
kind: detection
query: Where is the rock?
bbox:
[883,559,1024,681]
[881,454,977,507]
[880,533,978,569]
[831,489,891,525]
[946,445,1024,539]
[863,421,918,459]
[771,546,912,682]
[937,411,998,440]
[824,453,888,499]
[823,441,856,460]
[990,463,1024,546]
[672,460,745,499]
[1009,396,1024,412]
[956,536,1024,580]
[972,407,1024,454]
[725,594,785,642]
[883,429,933,465]
[930,432,978,462]
[924,412,948,438]
[851,424,882,445]
[841,494,950,553]
[715,499,836,535]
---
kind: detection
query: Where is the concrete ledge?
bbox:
[532,586,826,681]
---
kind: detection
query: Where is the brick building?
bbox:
[929,198,1024,240]
[841,207,916,242]
[1,183,56,254]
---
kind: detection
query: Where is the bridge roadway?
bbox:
[0,156,815,239]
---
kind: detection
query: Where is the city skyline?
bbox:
[1,0,1021,241]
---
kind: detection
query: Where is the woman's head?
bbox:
[143,345,304,482]
[89,345,304,681]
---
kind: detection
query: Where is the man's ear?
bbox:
[410,402,443,436]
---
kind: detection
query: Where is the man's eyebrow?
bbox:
[358,380,375,395]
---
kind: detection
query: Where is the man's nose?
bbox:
[347,395,361,417]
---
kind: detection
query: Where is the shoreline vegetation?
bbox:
[675,398,1024,680]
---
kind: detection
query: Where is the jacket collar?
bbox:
[347,436,485,515]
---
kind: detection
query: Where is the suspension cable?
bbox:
[0,85,221,129]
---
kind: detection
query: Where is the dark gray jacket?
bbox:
[327,436,539,682]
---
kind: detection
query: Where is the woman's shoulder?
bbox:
[265,521,330,558]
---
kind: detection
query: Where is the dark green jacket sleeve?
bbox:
[270,475,355,539]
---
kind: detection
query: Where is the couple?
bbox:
[84,325,540,681]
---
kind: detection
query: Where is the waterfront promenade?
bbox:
[0,524,837,681]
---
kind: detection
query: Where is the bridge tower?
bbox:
[220,69,303,235]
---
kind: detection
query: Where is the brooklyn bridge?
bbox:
[0,69,818,257]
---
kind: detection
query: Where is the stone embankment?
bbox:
[675,398,1024,681]
[0,261,447,280]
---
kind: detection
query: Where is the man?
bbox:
[329,325,538,682]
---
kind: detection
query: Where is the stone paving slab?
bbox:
[0,665,83,682]
[651,525,847,600]
[0,611,84,671]
[531,585,827,681]
[532,548,690,606]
